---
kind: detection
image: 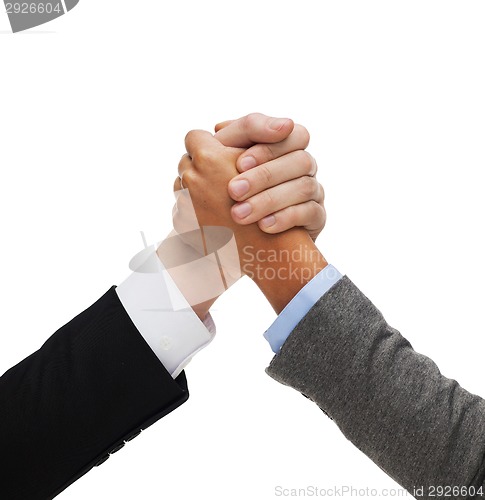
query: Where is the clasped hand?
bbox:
[175,112,325,242]
[159,113,328,317]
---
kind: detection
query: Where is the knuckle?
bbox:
[313,158,319,176]
[262,189,275,208]
[299,176,318,199]
[184,129,197,145]
[295,150,315,175]
[284,205,299,227]
[194,147,215,165]
[310,200,324,218]
[318,183,325,202]
[310,205,326,234]
[181,169,196,187]
[244,112,264,131]
[256,143,276,163]
[305,203,326,240]
[177,156,187,176]
[256,164,273,186]
[293,124,311,148]
[308,201,326,231]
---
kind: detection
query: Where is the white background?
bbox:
[1,1,485,499]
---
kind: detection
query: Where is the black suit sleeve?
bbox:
[0,287,189,500]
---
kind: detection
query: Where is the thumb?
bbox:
[214,120,235,133]
[185,130,243,164]
[214,113,294,148]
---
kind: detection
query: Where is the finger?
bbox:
[228,150,317,202]
[231,176,322,225]
[257,202,326,240]
[184,129,225,166]
[214,112,294,149]
[236,124,310,172]
[173,176,183,193]
[214,120,234,132]
[177,153,193,179]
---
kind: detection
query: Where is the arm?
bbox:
[182,130,485,499]
[0,113,324,499]
[266,276,485,498]
[242,227,327,313]
[171,112,326,319]
[0,288,189,500]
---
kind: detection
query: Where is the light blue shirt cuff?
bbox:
[263,264,343,353]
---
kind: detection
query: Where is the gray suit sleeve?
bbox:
[266,276,485,499]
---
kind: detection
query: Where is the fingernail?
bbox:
[268,118,290,131]
[260,215,276,228]
[239,155,257,171]
[232,202,252,219]
[229,179,250,198]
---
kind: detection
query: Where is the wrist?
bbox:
[240,228,328,313]
[157,230,232,320]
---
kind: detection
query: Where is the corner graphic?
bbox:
[3,0,78,32]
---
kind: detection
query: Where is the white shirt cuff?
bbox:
[116,249,215,379]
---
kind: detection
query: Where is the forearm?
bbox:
[157,230,233,321]
[159,225,327,318]
[240,228,328,314]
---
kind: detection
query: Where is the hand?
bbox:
[175,130,327,313]
[214,113,326,241]
[157,133,244,320]
[175,131,251,246]
[174,113,325,256]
